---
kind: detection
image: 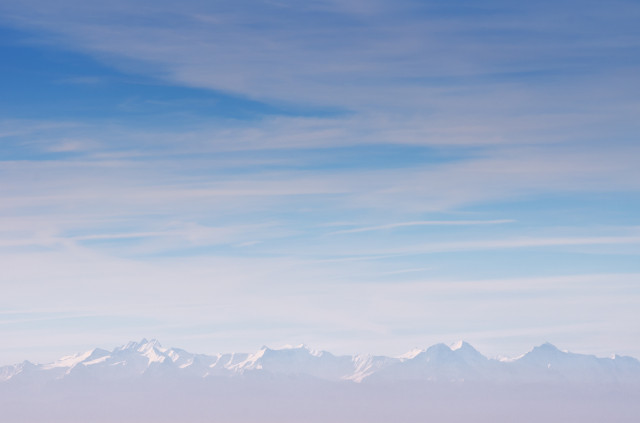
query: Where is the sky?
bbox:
[1,0,640,364]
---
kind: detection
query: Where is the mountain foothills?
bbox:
[2,339,639,386]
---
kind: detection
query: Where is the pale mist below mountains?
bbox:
[2,339,639,423]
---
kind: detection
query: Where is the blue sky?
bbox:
[1,0,640,363]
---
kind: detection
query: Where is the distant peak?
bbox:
[450,340,463,350]
[426,343,453,353]
[120,341,138,351]
[536,342,560,351]
[523,342,563,359]
[399,348,425,359]
[144,338,162,347]
[118,338,163,352]
[451,341,481,352]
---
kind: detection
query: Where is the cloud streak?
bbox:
[330,219,515,235]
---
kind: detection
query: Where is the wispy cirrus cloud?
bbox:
[1,0,638,151]
[329,219,515,235]
[358,235,640,257]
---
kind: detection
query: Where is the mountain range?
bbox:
[3,338,639,386]
[2,339,640,423]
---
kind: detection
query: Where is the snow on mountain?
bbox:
[507,342,640,385]
[0,360,39,382]
[366,342,492,382]
[1,339,639,387]
[348,354,401,382]
[228,344,355,380]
